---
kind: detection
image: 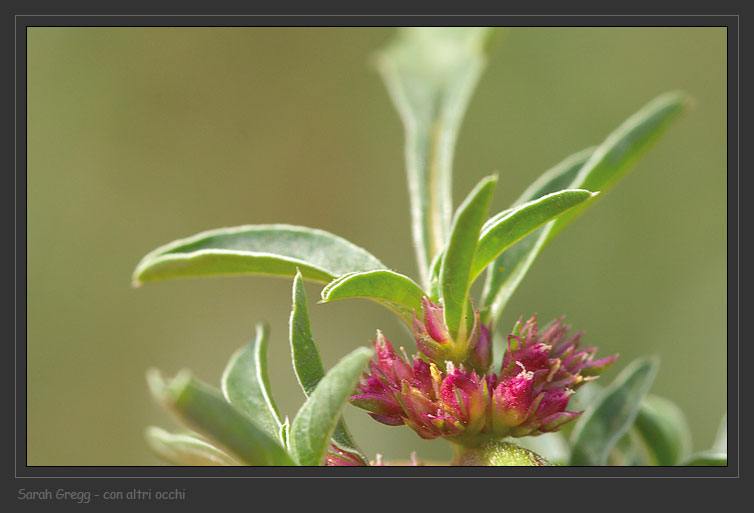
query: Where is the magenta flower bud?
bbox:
[491,367,536,432]
[439,363,488,435]
[469,320,492,373]
[413,296,489,371]
[413,297,452,362]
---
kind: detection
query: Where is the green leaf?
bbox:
[289,347,374,466]
[147,369,295,466]
[320,270,426,325]
[713,412,727,453]
[546,91,690,242]
[377,27,497,285]
[132,224,386,286]
[427,249,444,301]
[513,432,570,466]
[570,357,659,466]
[681,452,727,466]
[279,418,290,450]
[481,92,687,327]
[471,189,595,280]
[480,148,593,325]
[220,323,282,441]
[633,394,692,466]
[440,175,497,340]
[290,271,368,464]
[145,427,241,466]
[608,427,655,466]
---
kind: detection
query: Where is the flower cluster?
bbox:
[350,311,617,444]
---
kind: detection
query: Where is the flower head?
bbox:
[351,314,617,445]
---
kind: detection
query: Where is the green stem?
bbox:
[451,440,552,466]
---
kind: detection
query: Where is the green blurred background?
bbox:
[26,27,726,465]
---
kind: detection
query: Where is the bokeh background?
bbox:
[26,27,727,465]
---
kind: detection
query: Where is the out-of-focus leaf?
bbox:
[290,271,368,464]
[514,432,570,466]
[377,27,497,284]
[482,92,688,327]
[147,369,295,466]
[289,347,374,466]
[633,394,693,466]
[132,224,386,286]
[682,452,727,466]
[570,357,659,466]
[608,427,654,466]
[713,412,727,453]
[480,149,593,326]
[145,427,240,466]
[220,323,282,441]
[471,189,594,280]
[440,175,497,340]
[320,270,426,325]
[547,91,690,241]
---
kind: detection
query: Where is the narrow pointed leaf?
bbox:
[290,271,368,464]
[440,175,497,339]
[148,369,295,466]
[570,357,659,466]
[632,394,693,466]
[221,323,282,440]
[320,270,426,325]
[427,249,444,301]
[682,452,727,466]
[289,347,374,466]
[132,224,386,286]
[471,189,595,280]
[378,27,497,284]
[482,92,687,327]
[547,91,690,241]
[145,427,241,466]
[480,149,593,325]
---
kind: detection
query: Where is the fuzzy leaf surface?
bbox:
[133,224,386,286]
[290,271,367,464]
[221,323,282,441]
[471,189,594,280]
[320,270,426,325]
[289,347,373,466]
[440,175,497,339]
[378,27,496,284]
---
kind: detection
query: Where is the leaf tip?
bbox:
[146,368,167,402]
[144,425,166,443]
[162,369,193,402]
